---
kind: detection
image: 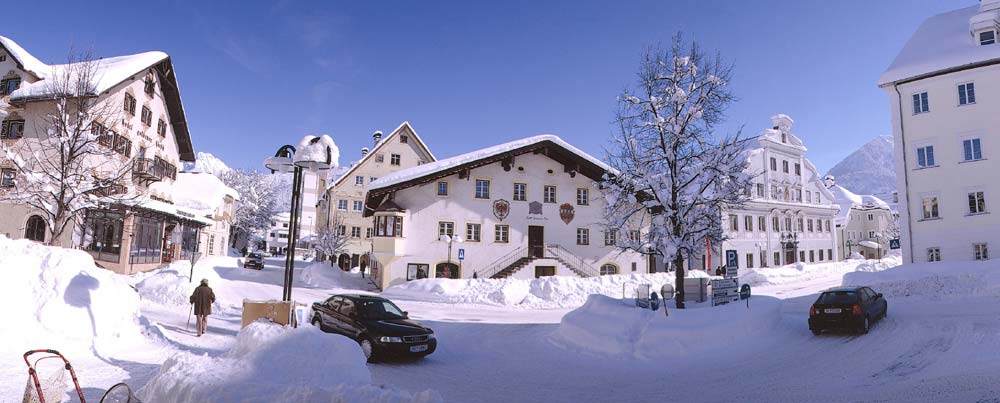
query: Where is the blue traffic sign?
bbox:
[740,284,751,300]
[458,248,465,261]
[889,239,901,250]
[725,250,738,269]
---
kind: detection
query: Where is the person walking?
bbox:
[189,278,215,337]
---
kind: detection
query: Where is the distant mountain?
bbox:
[825,135,896,196]
[183,152,231,177]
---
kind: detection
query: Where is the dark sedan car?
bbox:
[808,286,887,335]
[243,253,264,270]
[311,294,436,361]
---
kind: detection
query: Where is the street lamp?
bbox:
[439,234,464,278]
[265,135,339,302]
[874,234,881,262]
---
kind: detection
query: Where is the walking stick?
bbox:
[186,303,193,331]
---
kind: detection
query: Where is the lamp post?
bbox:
[846,240,854,259]
[754,242,764,267]
[265,135,338,302]
[439,234,463,278]
[874,234,881,262]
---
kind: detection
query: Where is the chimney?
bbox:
[361,147,370,158]
[373,131,383,147]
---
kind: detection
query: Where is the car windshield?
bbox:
[248,253,261,259]
[358,299,406,320]
[817,291,857,304]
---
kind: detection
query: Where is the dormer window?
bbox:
[0,77,21,95]
[980,30,996,45]
[781,132,787,143]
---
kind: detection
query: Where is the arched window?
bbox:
[24,215,45,242]
[600,263,618,275]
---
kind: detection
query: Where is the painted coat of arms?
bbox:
[559,203,575,224]
[493,199,510,221]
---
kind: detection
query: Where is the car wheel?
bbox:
[311,315,322,330]
[883,303,888,319]
[860,316,870,335]
[810,328,821,336]
[360,338,375,361]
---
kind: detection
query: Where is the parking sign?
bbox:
[725,250,738,269]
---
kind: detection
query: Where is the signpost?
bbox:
[724,249,739,279]
[189,252,202,284]
[740,284,751,308]
[889,239,901,250]
[711,278,740,306]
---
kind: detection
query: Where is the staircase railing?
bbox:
[476,245,530,279]
[545,244,600,277]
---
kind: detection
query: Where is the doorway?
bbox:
[436,262,459,279]
[534,266,555,278]
[528,225,544,258]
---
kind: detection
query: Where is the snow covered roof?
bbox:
[138,198,214,226]
[365,134,613,216]
[325,121,436,192]
[756,115,806,151]
[0,36,196,162]
[173,172,240,213]
[879,5,1000,86]
[827,184,891,224]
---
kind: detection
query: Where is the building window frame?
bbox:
[927,247,941,262]
[974,243,989,260]
[0,168,15,187]
[474,179,490,199]
[980,30,997,45]
[958,82,976,105]
[513,182,527,201]
[968,190,987,215]
[962,138,984,162]
[465,223,481,242]
[544,185,557,203]
[576,188,589,206]
[438,221,454,238]
[912,91,929,114]
[576,228,590,245]
[337,200,348,211]
[916,144,936,169]
[390,153,401,166]
[437,181,449,196]
[494,224,509,243]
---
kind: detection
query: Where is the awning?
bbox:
[858,240,880,249]
[138,199,214,226]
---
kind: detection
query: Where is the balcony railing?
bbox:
[133,158,163,182]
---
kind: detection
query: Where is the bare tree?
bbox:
[221,168,282,248]
[2,49,135,246]
[312,213,349,263]
[603,36,753,308]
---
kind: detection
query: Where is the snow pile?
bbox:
[134,262,224,307]
[0,236,144,347]
[299,262,376,291]
[172,171,240,212]
[550,294,781,359]
[842,259,1000,300]
[139,321,441,402]
[384,273,678,309]
[741,255,901,288]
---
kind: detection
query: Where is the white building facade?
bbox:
[825,178,896,260]
[363,135,647,290]
[265,213,291,255]
[880,1,1000,263]
[718,115,840,270]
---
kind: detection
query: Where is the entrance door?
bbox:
[785,249,796,264]
[528,226,544,258]
[534,266,555,278]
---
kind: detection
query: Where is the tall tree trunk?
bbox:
[674,254,686,309]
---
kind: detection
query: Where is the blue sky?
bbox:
[4,0,961,173]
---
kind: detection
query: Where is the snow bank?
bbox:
[139,322,440,402]
[134,261,224,307]
[299,262,376,291]
[550,294,781,359]
[383,273,678,309]
[741,256,901,288]
[0,236,144,347]
[842,259,1000,300]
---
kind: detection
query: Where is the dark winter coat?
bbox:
[190,285,216,315]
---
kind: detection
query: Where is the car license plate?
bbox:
[410,344,428,353]
[824,308,842,314]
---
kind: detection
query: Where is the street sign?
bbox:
[458,248,465,261]
[725,250,738,269]
[711,278,740,306]
[740,284,751,300]
[889,239,901,250]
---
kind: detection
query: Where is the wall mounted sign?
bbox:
[526,201,548,221]
[493,199,510,221]
[559,203,575,224]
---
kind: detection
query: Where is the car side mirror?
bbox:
[876,293,883,299]
[403,311,409,317]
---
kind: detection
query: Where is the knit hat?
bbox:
[200,278,209,285]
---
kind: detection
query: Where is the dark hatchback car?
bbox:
[311,294,436,361]
[809,286,887,335]
[243,253,264,270]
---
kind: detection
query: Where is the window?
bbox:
[912,92,929,114]
[337,200,348,211]
[758,216,766,231]
[544,186,557,203]
[576,228,590,245]
[958,82,976,105]
[800,251,806,263]
[981,30,997,45]
[336,225,347,236]
[770,157,777,171]
[24,215,46,242]
[438,221,454,238]
[782,160,789,173]
[475,179,490,199]
[355,175,364,185]
[828,249,833,259]
[495,224,509,243]
[466,223,481,242]
[867,213,874,221]
[927,247,941,262]
[375,215,402,237]
[761,252,768,267]
[400,135,408,143]
[916,145,935,168]
[604,229,617,246]
[600,264,618,275]
[0,168,14,187]
[825,220,831,232]
[576,188,589,206]
[365,228,373,238]
[922,196,939,219]
[785,217,792,231]
[771,185,779,199]
[974,243,989,260]
[756,183,764,197]
[144,76,155,96]
[809,250,815,263]
[208,234,216,255]
[283,223,289,228]
[370,177,378,183]
[796,189,802,202]
[729,214,738,231]
[968,191,987,214]
[513,183,526,201]
[124,93,137,115]
[774,252,781,266]
[353,200,363,212]
[157,119,167,137]
[772,216,779,231]
[0,76,21,95]
[437,181,448,196]
[746,253,754,269]
[819,249,825,261]
[1,119,25,139]
[744,216,753,232]
[868,231,876,239]
[797,218,804,232]
[963,139,983,161]
[628,230,641,242]
[140,106,152,126]
[351,226,361,238]
[112,133,131,156]
[390,154,401,166]
[375,154,384,163]
[807,219,814,232]
[406,263,429,281]
[794,163,801,176]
